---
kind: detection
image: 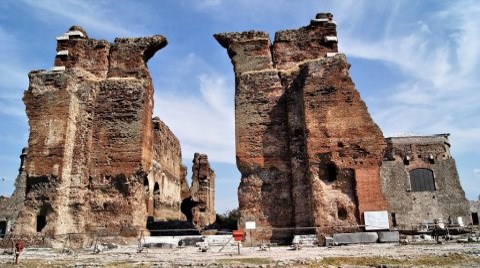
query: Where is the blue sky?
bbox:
[0,0,479,212]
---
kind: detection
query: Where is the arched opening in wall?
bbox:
[153,182,160,209]
[36,215,46,232]
[337,206,348,220]
[36,203,53,232]
[0,220,7,236]
[326,163,337,182]
[144,177,149,194]
[472,212,479,225]
[144,177,154,216]
[181,197,198,222]
[409,168,435,192]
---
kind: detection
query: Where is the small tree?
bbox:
[214,208,240,230]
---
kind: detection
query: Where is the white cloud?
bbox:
[0,26,30,117]
[192,0,223,9]
[20,0,135,37]
[198,74,232,116]
[154,73,235,164]
[337,1,480,157]
[474,169,480,176]
[339,1,480,91]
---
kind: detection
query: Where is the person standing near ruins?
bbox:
[14,240,23,265]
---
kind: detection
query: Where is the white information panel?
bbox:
[245,221,256,230]
[364,211,389,230]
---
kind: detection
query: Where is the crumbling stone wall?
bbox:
[215,13,387,243]
[148,117,188,221]
[181,153,216,228]
[380,134,471,229]
[0,148,28,236]
[12,26,187,246]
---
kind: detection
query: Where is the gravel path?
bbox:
[1,242,480,267]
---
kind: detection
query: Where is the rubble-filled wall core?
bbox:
[380,134,471,228]
[181,153,216,228]
[215,13,388,244]
[11,26,188,246]
[0,148,28,237]
[148,117,188,221]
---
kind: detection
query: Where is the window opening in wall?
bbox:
[153,182,160,209]
[472,212,479,225]
[144,177,149,193]
[153,182,160,195]
[326,163,337,182]
[337,207,348,220]
[36,215,46,232]
[409,168,435,192]
[0,220,7,236]
[391,213,397,227]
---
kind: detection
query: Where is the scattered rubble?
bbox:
[0,241,479,267]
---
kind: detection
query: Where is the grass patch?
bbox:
[216,257,271,265]
[102,261,152,268]
[0,259,154,268]
[318,253,479,267]
[0,259,69,268]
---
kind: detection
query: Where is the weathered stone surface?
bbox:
[215,13,387,244]
[148,117,188,221]
[11,27,186,246]
[380,134,471,229]
[333,232,378,245]
[181,153,216,228]
[295,57,388,231]
[0,148,28,237]
[377,231,400,243]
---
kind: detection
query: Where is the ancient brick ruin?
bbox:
[381,134,471,228]
[215,13,475,244]
[215,13,388,243]
[0,148,27,237]
[0,14,475,248]
[9,26,195,246]
[181,153,216,228]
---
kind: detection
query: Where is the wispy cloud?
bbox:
[149,51,235,164]
[337,1,480,156]
[20,0,135,37]
[0,26,30,117]
[154,77,235,164]
[190,0,223,9]
[198,74,232,116]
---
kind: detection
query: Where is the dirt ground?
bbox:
[1,241,480,268]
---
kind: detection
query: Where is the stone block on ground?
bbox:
[377,231,399,243]
[144,242,176,249]
[292,234,318,246]
[204,235,232,245]
[333,232,378,245]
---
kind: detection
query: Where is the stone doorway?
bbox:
[0,220,7,236]
[36,215,47,232]
[472,212,479,225]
